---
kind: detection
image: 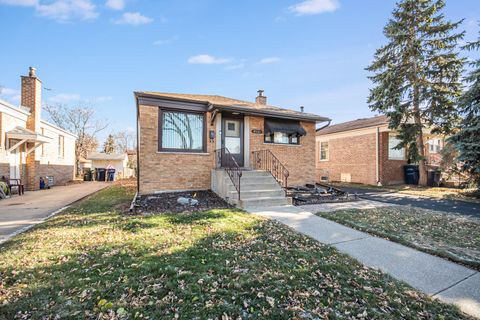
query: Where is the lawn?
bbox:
[0,185,470,319]
[317,206,480,270]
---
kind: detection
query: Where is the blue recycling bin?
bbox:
[107,169,116,182]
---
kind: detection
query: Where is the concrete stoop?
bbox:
[211,169,291,209]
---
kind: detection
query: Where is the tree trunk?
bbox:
[412,77,427,186]
[412,102,427,186]
[416,130,427,186]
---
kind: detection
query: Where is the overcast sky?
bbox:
[0,0,479,141]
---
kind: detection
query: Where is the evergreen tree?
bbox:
[449,29,480,187]
[103,134,116,154]
[367,0,465,185]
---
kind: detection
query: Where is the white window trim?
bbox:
[319,141,329,161]
[388,134,405,160]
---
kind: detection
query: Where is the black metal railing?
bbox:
[215,148,242,200]
[252,149,289,192]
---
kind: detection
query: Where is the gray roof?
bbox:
[87,152,126,161]
[135,92,330,122]
[317,115,389,135]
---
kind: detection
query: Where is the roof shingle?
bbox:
[317,115,389,135]
[135,91,330,122]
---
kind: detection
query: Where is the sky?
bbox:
[0,0,479,142]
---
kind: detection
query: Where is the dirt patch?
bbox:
[134,190,232,214]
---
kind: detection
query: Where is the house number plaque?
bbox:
[251,129,262,134]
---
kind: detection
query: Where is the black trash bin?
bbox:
[404,165,419,185]
[96,168,106,181]
[427,170,441,187]
[83,169,93,181]
[107,169,115,182]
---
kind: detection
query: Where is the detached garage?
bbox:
[86,152,134,180]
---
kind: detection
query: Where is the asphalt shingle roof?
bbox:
[317,115,389,135]
[135,91,330,122]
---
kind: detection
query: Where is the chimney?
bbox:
[21,67,42,191]
[255,89,267,105]
[21,66,42,132]
[300,106,304,113]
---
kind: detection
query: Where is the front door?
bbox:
[221,116,244,167]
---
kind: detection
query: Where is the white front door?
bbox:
[9,149,21,179]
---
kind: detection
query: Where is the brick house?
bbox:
[135,91,330,208]
[315,115,445,186]
[0,67,76,190]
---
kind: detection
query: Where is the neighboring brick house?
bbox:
[315,115,445,186]
[135,91,329,206]
[0,67,76,190]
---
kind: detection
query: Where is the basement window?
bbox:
[159,110,206,152]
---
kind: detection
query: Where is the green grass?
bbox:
[317,206,480,270]
[0,185,470,319]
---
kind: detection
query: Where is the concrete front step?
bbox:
[234,196,291,209]
[238,170,271,177]
[227,182,283,191]
[228,189,286,199]
[225,176,276,184]
[213,169,290,209]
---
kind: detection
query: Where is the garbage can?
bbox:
[427,170,441,187]
[404,165,419,185]
[96,168,106,181]
[83,169,93,181]
[107,169,115,182]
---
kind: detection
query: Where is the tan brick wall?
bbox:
[248,116,316,187]
[316,133,377,185]
[138,105,215,194]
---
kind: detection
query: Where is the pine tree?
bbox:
[449,29,480,187]
[103,134,116,154]
[367,0,465,185]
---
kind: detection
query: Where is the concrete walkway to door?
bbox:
[247,205,480,319]
[0,182,109,244]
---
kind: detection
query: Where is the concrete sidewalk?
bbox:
[247,205,480,318]
[0,182,109,244]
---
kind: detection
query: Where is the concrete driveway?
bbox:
[0,182,109,243]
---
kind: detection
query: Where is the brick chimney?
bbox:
[21,67,42,191]
[21,67,42,132]
[255,90,267,105]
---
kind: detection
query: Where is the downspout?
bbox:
[316,119,331,132]
[376,126,381,186]
[135,94,140,195]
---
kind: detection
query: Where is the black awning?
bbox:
[264,118,307,136]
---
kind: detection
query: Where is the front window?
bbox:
[264,132,300,145]
[388,134,405,160]
[159,110,205,152]
[320,141,329,161]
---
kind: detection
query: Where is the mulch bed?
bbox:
[134,190,232,214]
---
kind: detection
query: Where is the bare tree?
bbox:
[43,103,108,176]
[111,130,136,153]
